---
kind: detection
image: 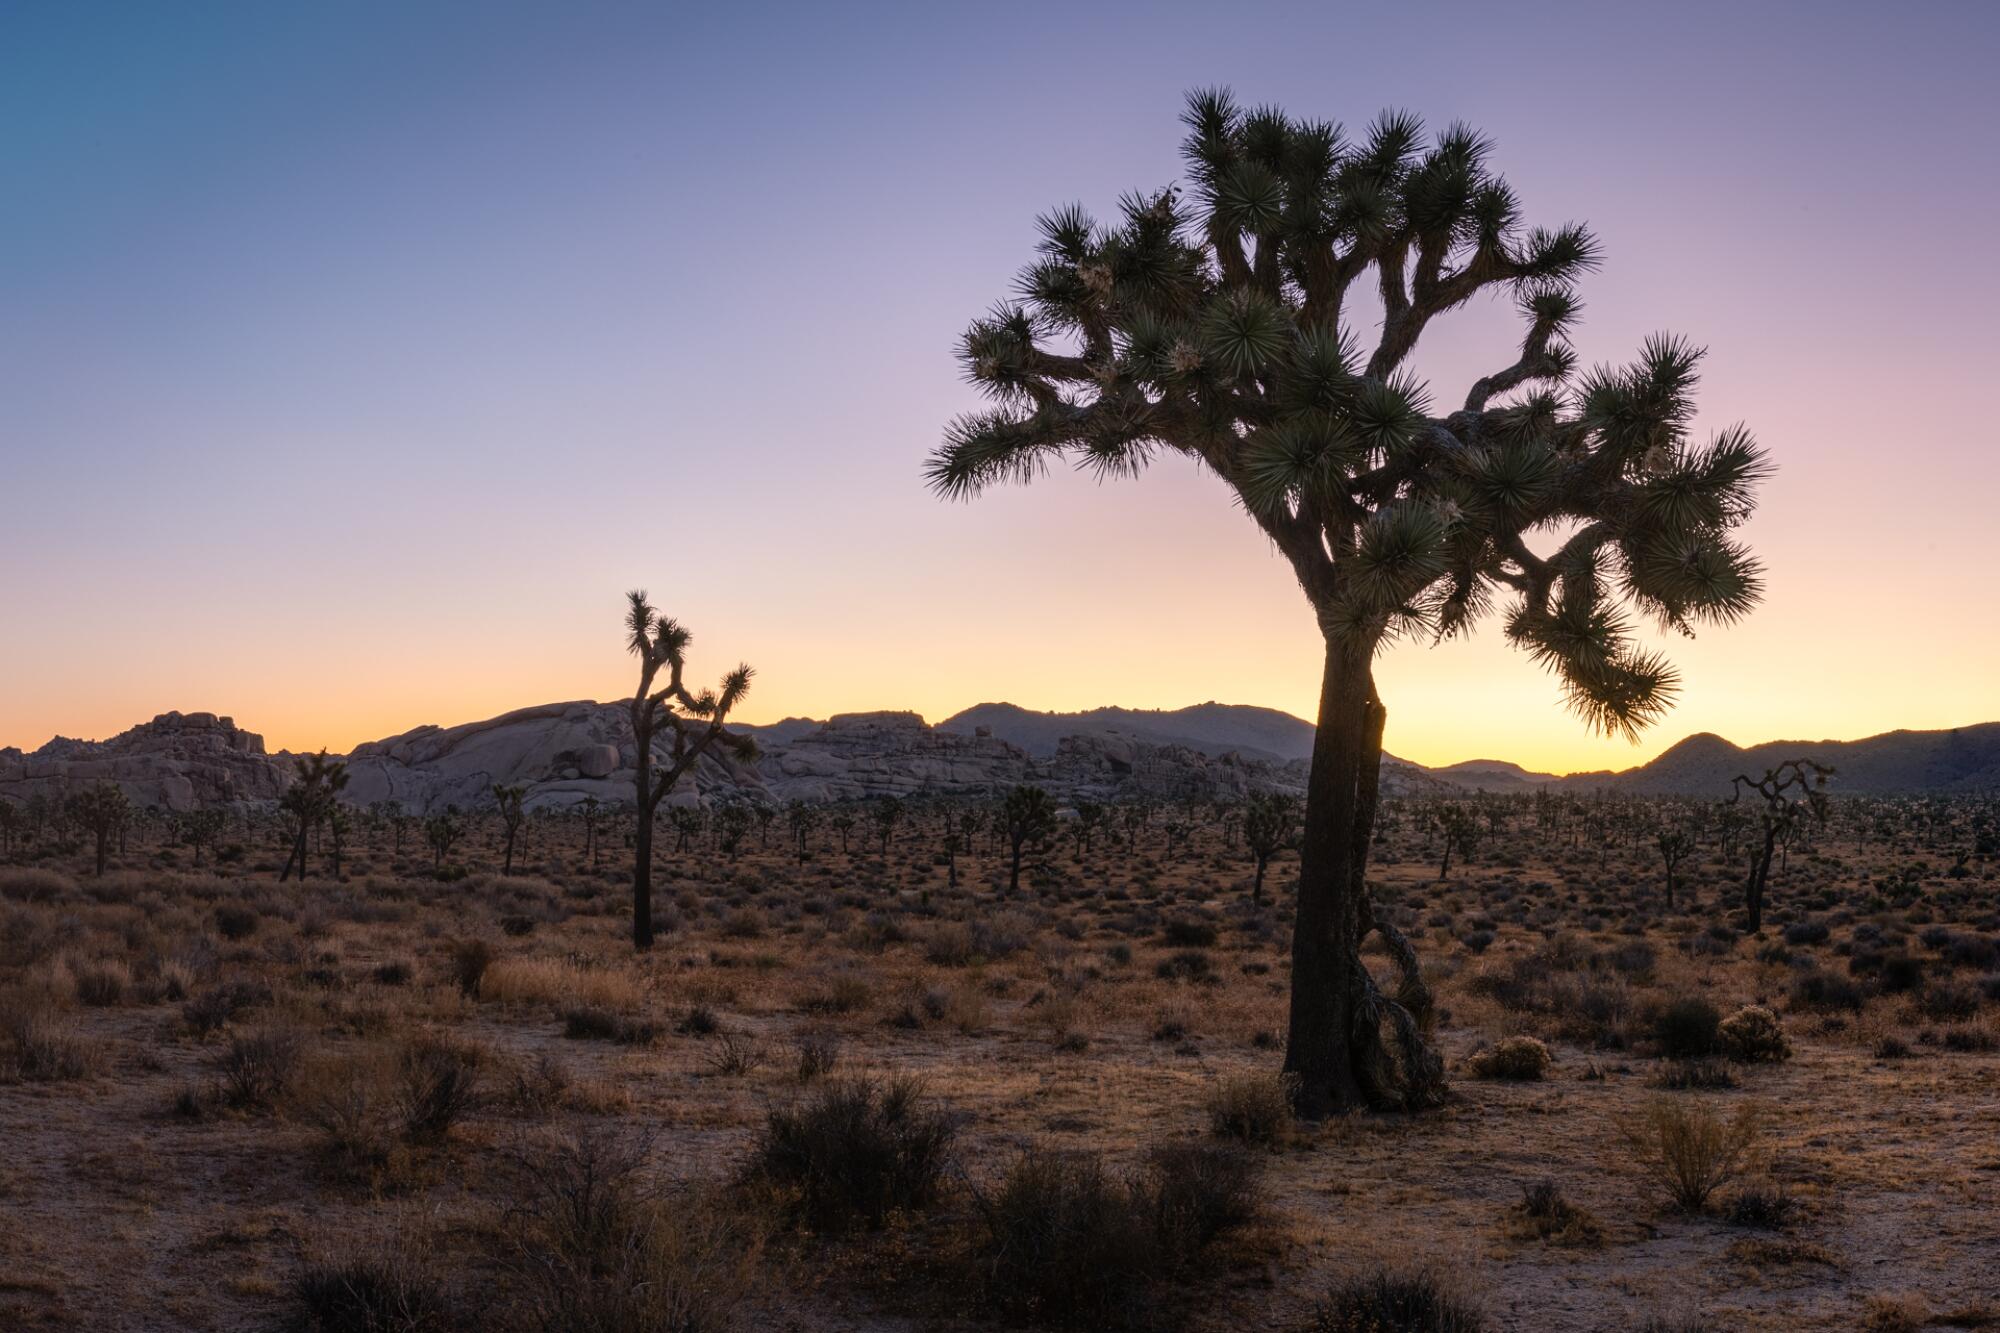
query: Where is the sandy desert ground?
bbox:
[2,796,1997,1332]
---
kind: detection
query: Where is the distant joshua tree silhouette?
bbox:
[1730,759,1833,932]
[624,590,754,950]
[1243,791,1299,902]
[492,783,527,875]
[1000,784,1058,894]
[68,781,129,876]
[279,751,347,882]
[930,90,1771,1114]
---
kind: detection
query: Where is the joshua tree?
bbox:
[829,808,855,855]
[1431,801,1481,880]
[928,91,1769,1113]
[69,781,129,876]
[425,807,463,872]
[1243,791,1300,902]
[1655,824,1695,910]
[492,783,527,874]
[1729,760,1833,932]
[786,799,820,863]
[0,800,21,856]
[872,798,902,855]
[714,803,753,859]
[1000,784,1059,894]
[669,805,703,854]
[279,751,347,881]
[579,795,602,867]
[624,590,755,950]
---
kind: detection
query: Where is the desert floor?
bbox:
[2,802,1996,1331]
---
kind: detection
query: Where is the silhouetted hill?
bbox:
[937,701,1315,764]
[1589,724,2000,797]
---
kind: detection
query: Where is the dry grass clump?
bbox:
[1307,1266,1485,1332]
[1508,1177,1604,1248]
[1466,1035,1552,1081]
[1204,1071,1295,1145]
[290,1238,477,1332]
[1,999,105,1082]
[1616,1097,1762,1212]
[510,1131,763,1333]
[0,867,72,903]
[1718,1005,1791,1062]
[750,1075,955,1231]
[481,956,641,1011]
[216,1025,304,1111]
[968,1142,1262,1327]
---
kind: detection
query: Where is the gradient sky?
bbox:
[4,1,1996,773]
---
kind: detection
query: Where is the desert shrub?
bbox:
[217,1025,303,1110]
[1510,1178,1602,1247]
[703,1033,765,1077]
[73,960,130,1007]
[1724,1180,1798,1230]
[1718,1005,1791,1063]
[1652,997,1723,1059]
[677,1004,719,1036]
[1460,928,1496,954]
[562,1007,661,1045]
[450,939,495,997]
[798,974,872,1015]
[2,1006,103,1082]
[971,1143,1260,1327]
[1650,1058,1737,1090]
[970,911,1035,959]
[0,868,73,902]
[1155,949,1215,983]
[1878,952,1926,994]
[1917,981,1981,1022]
[500,914,537,937]
[923,921,977,966]
[482,957,641,1011]
[1204,1071,1294,1145]
[1617,1097,1761,1212]
[511,1131,761,1333]
[214,903,260,940]
[1788,969,1867,1013]
[183,978,273,1035]
[794,1030,841,1082]
[751,1076,955,1230]
[290,1244,474,1332]
[397,1035,483,1142]
[1162,918,1218,948]
[1307,1267,1485,1332]
[1781,919,1829,946]
[372,960,413,987]
[1938,1026,1997,1053]
[1466,1036,1551,1081]
[1944,933,1997,970]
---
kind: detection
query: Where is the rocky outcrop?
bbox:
[0,711,288,811]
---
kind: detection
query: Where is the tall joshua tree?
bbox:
[624,590,754,950]
[279,751,347,882]
[929,90,1770,1115]
[492,783,527,875]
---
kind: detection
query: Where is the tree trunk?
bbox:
[633,735,655,951]
[1282,640,1444,1118]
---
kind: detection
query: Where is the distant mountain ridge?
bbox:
[934,702,2000,797]
[938,701,1316,764]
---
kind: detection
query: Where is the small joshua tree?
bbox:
[786,799,820,864]
[180,807,227,869]
[929,91,1770,1113]
[1655,824,1695,910]
[1000,784,1059,894]
[425,807,462,872]
[624,590,755,950]
[1431,801,1481,880]
[1729,760,1833,932]
[579,794,602,867]
[492,783,527,875]
[1243,791,1300,903]
[279,751,347,882]
[68,781,129,876]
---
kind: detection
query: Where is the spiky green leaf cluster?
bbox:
[929,90,1769,740]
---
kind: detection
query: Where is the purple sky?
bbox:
[4,1,1996,771]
